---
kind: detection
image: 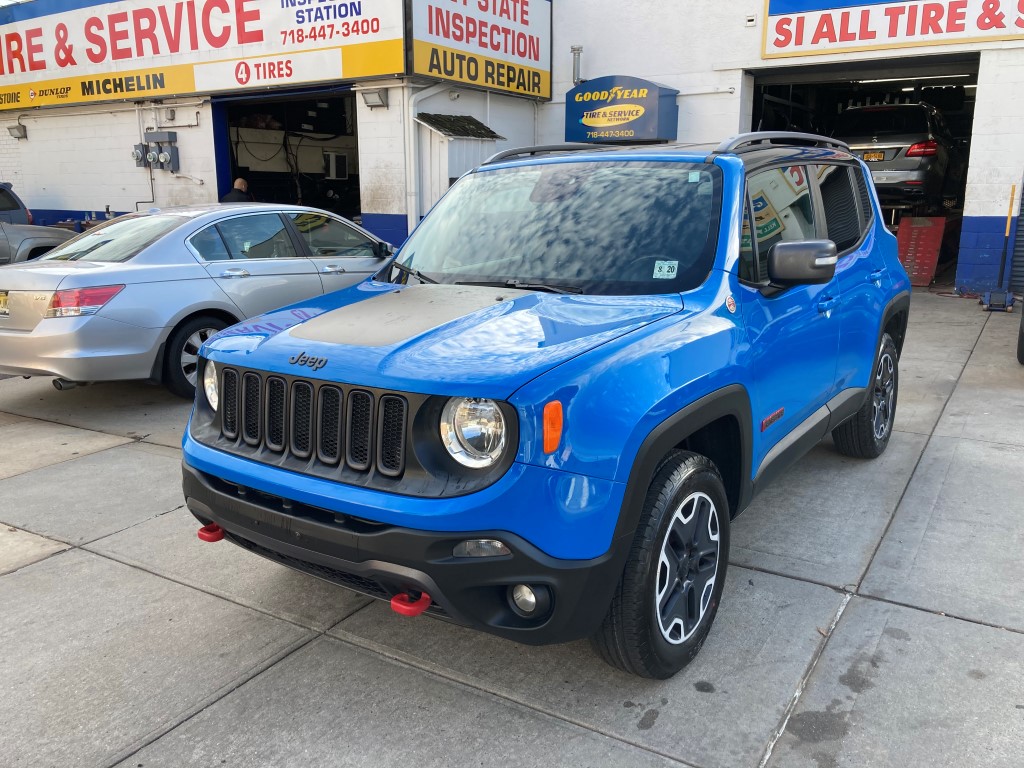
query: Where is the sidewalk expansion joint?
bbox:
[757,592,853,768]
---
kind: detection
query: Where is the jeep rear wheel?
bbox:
[591,451,730,679]
[832,332,899,458]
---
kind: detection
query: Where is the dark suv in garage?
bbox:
[834,102,966,213]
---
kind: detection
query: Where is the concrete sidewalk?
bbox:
[1,290,1022,768]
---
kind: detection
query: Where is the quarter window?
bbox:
[0,188,19,211]
[189,225,231,262]
[217,213,300,260]
[852,165,875,232]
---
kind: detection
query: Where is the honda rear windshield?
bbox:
[836,107,929,136]
[40,214,185,263]
[392,160,723,296]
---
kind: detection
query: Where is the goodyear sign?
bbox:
[565,76,678,143]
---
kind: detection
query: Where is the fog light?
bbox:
[512,584,537,614]
[453,539,511,558]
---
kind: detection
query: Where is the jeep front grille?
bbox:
[219,368,408,478]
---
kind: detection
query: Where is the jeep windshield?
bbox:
[391,160,722,296]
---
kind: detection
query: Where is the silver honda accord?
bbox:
[0,203,392,396]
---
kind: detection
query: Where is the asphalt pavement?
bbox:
[1,290,1022,768]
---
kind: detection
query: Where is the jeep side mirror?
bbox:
[767,240,837,286]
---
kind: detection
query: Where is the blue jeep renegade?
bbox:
[183,133,911,679]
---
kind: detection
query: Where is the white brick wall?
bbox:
[7,100,219,214]
[964,48,1024,219]
[355,85,407,216]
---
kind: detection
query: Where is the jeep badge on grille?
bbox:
[289,352,328,371]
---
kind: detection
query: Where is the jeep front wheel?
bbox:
[591,451,730,679]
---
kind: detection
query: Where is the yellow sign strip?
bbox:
[342,39,405,79]
[413,41,549,99]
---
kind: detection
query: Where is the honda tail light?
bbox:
[45,285,125,318]
[906,140,938,157]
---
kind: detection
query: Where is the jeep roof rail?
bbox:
[715,132,850,153]
[483,143,603,165]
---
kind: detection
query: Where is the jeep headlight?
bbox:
[203,361,219,411]
[441,397,506,468]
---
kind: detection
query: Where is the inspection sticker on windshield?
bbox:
[653,261,678,279]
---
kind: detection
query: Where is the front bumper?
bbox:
[183,462,628,644]
[0,315,164,380]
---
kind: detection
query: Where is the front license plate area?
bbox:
[863,151,885,162]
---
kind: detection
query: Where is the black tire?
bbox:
[1017,310,1024,366]
[164,316,227,398]
[591,451,730,679]
[832,332,899,458]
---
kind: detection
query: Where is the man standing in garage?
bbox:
[220,178,251,203]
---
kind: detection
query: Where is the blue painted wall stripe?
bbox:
[359,213,407,248]
[956,215,1015,293]
[0,0,111,26]
[769,0,897,14]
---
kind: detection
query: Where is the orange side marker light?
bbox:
[543,401,563,454]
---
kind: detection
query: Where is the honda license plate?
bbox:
[0,291,8,318]
[863,151,885,162]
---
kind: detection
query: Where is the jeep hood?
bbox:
[205,282,683,398]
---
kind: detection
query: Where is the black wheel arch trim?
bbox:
[835,289,909,417]
[881,290,911,357]
[615,384,753,548]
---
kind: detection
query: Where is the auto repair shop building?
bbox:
[1,0,1022,294]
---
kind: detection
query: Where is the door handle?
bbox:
[817,296,837,315]
[869,269,884,285]
[220,268,250,278]
[320,264,346,274]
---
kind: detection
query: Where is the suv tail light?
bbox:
[906,140,938,157]
[26,208,33,225]
[45,285,125,318]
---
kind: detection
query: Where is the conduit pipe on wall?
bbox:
[403,82,448,234]
[15,98,207,125]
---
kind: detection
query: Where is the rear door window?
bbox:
[817,165,865,254]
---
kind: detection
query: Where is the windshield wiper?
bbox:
[457,279,583,295]
[390,259,438,285]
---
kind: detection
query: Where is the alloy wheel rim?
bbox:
[181,328,219,387]
[655,491,720,644]
[872,352,896,440]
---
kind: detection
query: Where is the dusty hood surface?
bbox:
[205,282,684,398]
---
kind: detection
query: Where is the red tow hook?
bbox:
[390,591,432,617]
[197,523,225,543]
